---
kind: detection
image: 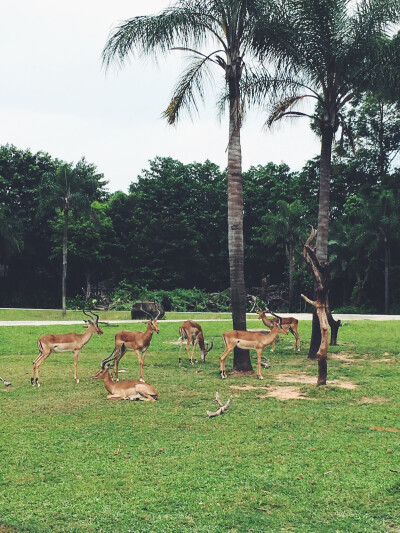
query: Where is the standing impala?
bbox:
[31,310,103,387]
[258,308,301,351]
[92,355,158,401]
[219,321,288,380]
[110,305,160,382]
[178,320,213,365]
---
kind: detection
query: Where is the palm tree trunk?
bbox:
[227,78,251,372]
[308,126,333,361]
[62,208,68,316]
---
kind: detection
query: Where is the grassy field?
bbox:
[0,316,399,533]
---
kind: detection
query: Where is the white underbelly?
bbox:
[53,346,73,353]
[236,340,257,350]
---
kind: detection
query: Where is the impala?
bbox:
[110,305,160,382]
[258,308,301,351]
[178,320,213,365]
[92,357,158,401]
[31,310,103,387]
[219,321,288,380]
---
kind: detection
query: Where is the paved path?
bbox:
[0,313,399,326]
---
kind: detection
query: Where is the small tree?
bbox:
[39,159,105,315]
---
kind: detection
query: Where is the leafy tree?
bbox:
[253,0,400,359]
[102,0,281,371]
[107,157,228,291]
[39,159,106,315]
[261,199,308,312]
[49,201,116,300]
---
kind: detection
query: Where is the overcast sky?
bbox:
[0,0,320,193]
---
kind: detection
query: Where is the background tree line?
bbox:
[1,88,399,313]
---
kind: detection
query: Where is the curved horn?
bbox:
[154,300,162,320]
[269,308,283,325]
[139,301,153,319]
[101,348,117,368]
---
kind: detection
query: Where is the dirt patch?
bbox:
[370,358,395,364]
[163,340,182,346]
[274,372,357,389]
[331,352,356,363]
[371,426,400,433]
[360,396,389,404]
[261,386,313,401]
[230,385,269,391]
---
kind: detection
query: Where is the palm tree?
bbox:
[102,0,275,371]
[252,0,400,359]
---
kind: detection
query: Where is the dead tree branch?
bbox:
[206,392,233,418]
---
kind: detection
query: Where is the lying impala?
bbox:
[178,320,213,365]
[110,305,160,382]
[31,310,103,387]
[258,308,301,351]
[92,356,158,401]
[220,321,288,380]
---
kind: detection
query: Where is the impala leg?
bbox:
[107,394,123,400]
[136,385,157,401]
[270,340,275,353]
[256,349,264,380]
[186,338,193,365]
[192,337,200,364]
[32,349,52,387]
[134,349,146,382]
[114,345,126,380]
[73,349,81,383]
[219,346,233,379]
[178,337,183,366]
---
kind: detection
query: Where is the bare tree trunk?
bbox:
[302,228,330,385]
[309,126,334,359]
[62,208,68,317]
[227,66,251,372]
[86,272,91,301]
[288,239,295,313]
[384,238,390,314]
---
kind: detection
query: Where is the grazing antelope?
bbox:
[178,320,214,365]
[31,310,103,387]
[110,305,160,382]
[219,321,288,380]
[258,308,301,351]
[92,357,158,401]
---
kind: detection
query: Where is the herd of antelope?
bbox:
[26,303,301,400]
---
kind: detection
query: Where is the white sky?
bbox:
[0,0,320,193]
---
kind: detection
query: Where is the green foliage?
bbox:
[1,317,399,532]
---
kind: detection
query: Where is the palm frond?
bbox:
[267,95,311,127]
[162,54,217,125]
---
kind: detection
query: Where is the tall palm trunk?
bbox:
[62,208,68,317]
[308,125,334,360]
[227,62,251,372]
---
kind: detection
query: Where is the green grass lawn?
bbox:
[0,317,399,532]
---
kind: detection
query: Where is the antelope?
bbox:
[219,321,288,380]
[92,356,158,401]
[178,320,214,365]
[110,305,160,382]
[31,310,103,387]
[258,308,301,351]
